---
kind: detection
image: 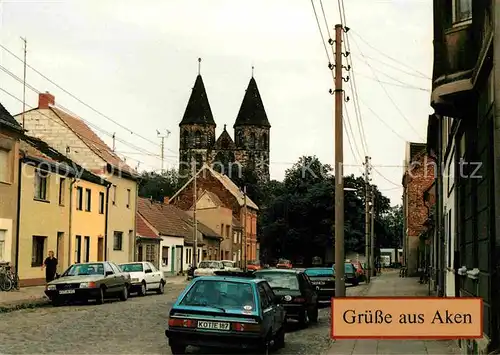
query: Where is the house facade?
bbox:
[15,92,138,264]
[402,143,435,276]
[135,212,161,268]
[429,0,498,352]
[18,136,109,285]
[169,164,259,267]
[0,103,23,266]
[232,216,243,263]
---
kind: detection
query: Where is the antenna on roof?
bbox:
[198,58,201,75]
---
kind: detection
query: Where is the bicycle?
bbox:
[0,266,13,291]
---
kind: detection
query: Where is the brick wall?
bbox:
[404,154,436,275]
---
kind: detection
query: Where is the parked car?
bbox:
[118,261,165,296]
[165,274,286,354]
[44,261,130,306]
[276,259,292,269]
[333,262,361,286]
[304,267,335,304]
[254,268,318,327]
[193,261,225,277]
[221,260,241,271]
[246,260,262,271]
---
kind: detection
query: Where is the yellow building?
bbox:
[18,137,110,286]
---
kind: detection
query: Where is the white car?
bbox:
[193,261,225,277]
[118,261,165,296]
[221,260,241,272]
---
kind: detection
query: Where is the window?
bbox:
[76,187,83,210]
[75,235,82,263]
[261,133,268,150]
[221,223,224,237]
[448,151,455,195]
[144,263,152,273]
[0,230,5,261]
[145,244,155,263]
[149,262,158,272]
[249,132,256,149]
[58,178,66,205]
[126,189,131,208]
[113,231,123,251]
[85,188,91,212]
[258,284,270,309]
[0,149,9,182]
[109,262,122,274]
[453,0,472,24]
[162,246,169,265]
[31,236,46,267]
[112,185,117,205]
[226,225,230,239]
[194,130,201,147]
[34,170,48,200]
[84,236,90,262]
[185,248,190,264]
[99,192,105,214]
[103,262,113,274]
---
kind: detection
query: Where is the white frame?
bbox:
[452,0,472,26]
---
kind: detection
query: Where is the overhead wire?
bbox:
[356,72,430,92]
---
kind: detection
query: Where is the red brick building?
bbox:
[169,164,259,265]
[402,142,435,276]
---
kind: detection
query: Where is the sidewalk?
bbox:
[328,271,461,354]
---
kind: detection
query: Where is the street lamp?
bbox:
[335,187,358,297]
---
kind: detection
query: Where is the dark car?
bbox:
[165,274,286,354]
[44,262,130,306]
[333,263,361,286]
[254,269,318,327]
[304,267,335,304]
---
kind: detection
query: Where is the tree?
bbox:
[138,169,180,201]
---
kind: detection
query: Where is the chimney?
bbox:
[163,196,169,204]
[39,92,55,109]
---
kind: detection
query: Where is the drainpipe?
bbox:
[436,118,444,297]
[68,178,76,267]
[133,181,139,262]
[14,158,22,271]
[104,184,110,260]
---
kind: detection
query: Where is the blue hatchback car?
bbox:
[165,274,286,354]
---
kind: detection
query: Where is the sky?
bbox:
[0,0,433,205]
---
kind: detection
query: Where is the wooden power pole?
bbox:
[364,155,371,283]
[370,192,376,277]
[242,186,247,270]
[192,158,198,267]
[334,24,346,297]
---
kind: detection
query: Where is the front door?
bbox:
[97,238,104,261]
[57,232,64,272]
[137,245,143,261]
[176,246,182,273]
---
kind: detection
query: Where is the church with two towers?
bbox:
[178,68,271,183]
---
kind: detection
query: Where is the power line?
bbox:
[354,54,431,81]
[372,166,401,187]
[310,0,332,65]
[355,72,430,92]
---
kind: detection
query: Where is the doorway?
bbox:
[137,245,143,261]
[57,232,64,272]
[97,238,104,261]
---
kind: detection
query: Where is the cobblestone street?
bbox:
[0,280,368,354]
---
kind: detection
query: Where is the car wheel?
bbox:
[96,287,105,304]
[119,285,128,301]
[138,281,146,296]
[309,306,319,323]
[156,280,165,294]
[298,309,309,327]
[169,344,186,354]
[274,325,286,349]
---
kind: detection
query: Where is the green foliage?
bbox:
[138,169,181,201]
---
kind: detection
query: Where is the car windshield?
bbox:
[198,261,222,269]
[63,263,104,276]
[180,280,255,310]
[255,272,299,290]
[222,261,234,268]
[119,263,144,272]
[332,263,355,274]
[305,268,333,277]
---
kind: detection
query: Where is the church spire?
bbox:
[179,58,216,126]
[233,76,270,128]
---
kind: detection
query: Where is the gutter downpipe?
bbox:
[436,118,444,297]
[104,183,110,261]
[68,178,76,267]
[14,158,22,272]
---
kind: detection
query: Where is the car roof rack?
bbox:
[213,270,256,278]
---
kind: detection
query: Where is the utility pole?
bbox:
[192,158,198,267]
[334,24,346,298]
[157,129,171,174]
[370,192,376,277]
[242,186,247,270]
[364,155,372,283]
[21,37,27,129]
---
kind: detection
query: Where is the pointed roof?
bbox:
[234,77,270,128]
[215,124,236,150]
[0,102,23,132]
[180,75,216,126]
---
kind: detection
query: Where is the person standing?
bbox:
[41,250,58,283]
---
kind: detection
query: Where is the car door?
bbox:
[103,262,118,291]
[262,281,284,331]
[300,273,317,307]
[257,282,274,335]
[109,262,125,290]
[145,262,160,289]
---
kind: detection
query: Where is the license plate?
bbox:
[312,281,325,285]
[197,321,230,330]
[59,289,75,294]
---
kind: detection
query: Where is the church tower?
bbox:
[233,75,271,182]
[178,61,216,178]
